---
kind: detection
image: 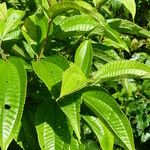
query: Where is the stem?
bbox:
[37,18,52,61]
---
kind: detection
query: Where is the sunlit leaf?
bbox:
[59,94,81,142]
[32,56,69,92]
[120,0,136,20]
[75,40,93,77]
[82,89,135,150]
[94,60,150,82]
[60,63,87,98]
[107,18,150,38]
[82,115,114,150]
[0,57,27,150]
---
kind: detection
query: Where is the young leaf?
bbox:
[32,56,69,91]
[120,0,136,20]
[82,89,135,150]
[0,57,27,150]
[93,60,150,82]
[75,40,93,77]
[107,18,150,38]
[35,101,71,150]
[59,94,81,142]
[60,63,87,98]
[82,115,114,150]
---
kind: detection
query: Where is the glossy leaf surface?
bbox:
[75,40,93,77]
[32,56,69,91]
[60,63,87,97]
[82,115,114,150]
[0,57,27,150]
[82,89,135,150]
[59,94,81,141]
[94,60,150,82]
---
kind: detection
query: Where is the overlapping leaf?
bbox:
[1,9,24,40]
[16,106,40,150]
[54,15,99,38]
[35,101,71,150]
[22,13,48,47]
[59,94,81,142]
[32,56,69,92]
[120,0,136,20]
[47,1,104,22]
[94,60,150,82]
[60,63,87,97]
[82,89,135,150]
[0,57,27,150]
[82,115,114,150]
[107,18,150,38]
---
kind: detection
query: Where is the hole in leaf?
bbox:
[4,104,11,110]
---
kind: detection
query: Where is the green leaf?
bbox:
[35,101,71,150]
[22,13,48,46]
[59,94,81,142]
[93,60,150,82]
[2,9,24,39]
[82,115,114,150]
[94,0,109,8]
[75,40,93,77]
[47,1,104,22]
[68,136,85,150]
[3,28,21,41]
[54,15,99,38]
[82,89,135,150]
[32,56,69,92]
[60,63,87,98]
[120,0,136,20]
[16,106,40,150]
[104,25,129,51]
[0,2,7,21]
[0,57,27,150]
[107,18,150,38]
[93,48,120,63]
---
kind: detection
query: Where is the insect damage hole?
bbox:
[4,104,11,110]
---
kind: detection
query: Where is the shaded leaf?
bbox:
[16,106,40,150]
[35,101,71,150]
